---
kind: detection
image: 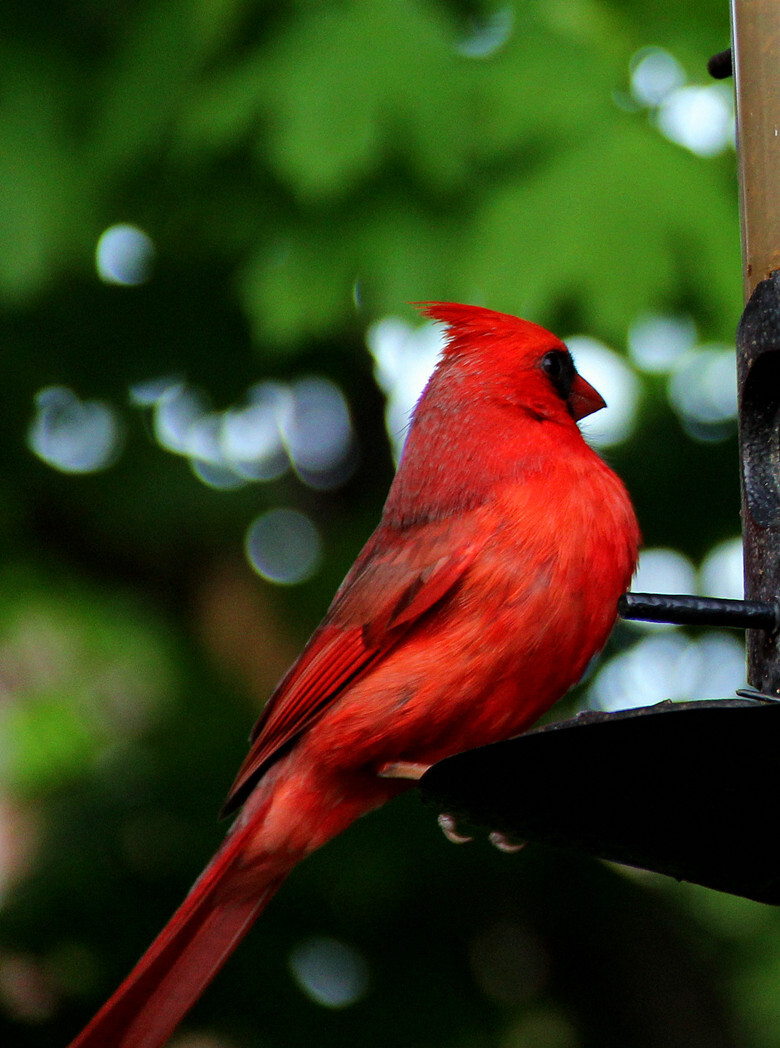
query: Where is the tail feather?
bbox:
[68,819,287,1048]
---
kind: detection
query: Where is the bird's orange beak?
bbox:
[568,373,606,421]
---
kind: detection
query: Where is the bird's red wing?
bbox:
[222,520,480,814]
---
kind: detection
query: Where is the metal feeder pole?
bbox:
[732,1,780,693]
[731,1,780,298]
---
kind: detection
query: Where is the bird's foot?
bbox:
[377,760,431,780]
[437,813,473,844]
[488,831,527,854]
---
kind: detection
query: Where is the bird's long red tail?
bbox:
[68,814,287,1048]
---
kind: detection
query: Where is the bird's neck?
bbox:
[382,398,586,528]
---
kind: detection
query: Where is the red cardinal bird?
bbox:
[69,303,639,1048]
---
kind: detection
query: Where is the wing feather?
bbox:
[222,520,479,814]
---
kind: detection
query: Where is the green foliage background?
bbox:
[1,2,776,1047]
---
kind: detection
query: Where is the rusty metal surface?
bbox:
[737,272,780,694]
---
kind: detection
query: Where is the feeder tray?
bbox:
[420,697,780,905]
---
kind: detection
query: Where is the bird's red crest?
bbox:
[415,302,562,359]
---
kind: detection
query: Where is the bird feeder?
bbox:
[419,1,780,905]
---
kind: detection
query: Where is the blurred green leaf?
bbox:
[0,568,176,794]
[466,118,740,338]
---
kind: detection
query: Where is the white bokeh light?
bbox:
[152,383,209,456]
[657,84,734,157]
[28,386,124,474]
[220,382,290,482]
[667,346,737,441]
[566,337,640,447]
[700,537,744,600]
[697,633,747,696]
[627,46,734,158]
[288,937,369,1009]
[185,411,223,467]
[630,47,686,107]
[280,377,354,485]
[628,314,697,374]
[589,631,746,712]
[129,375,181,407]
[96,224,155,286]
[631,548,698,614]
[245,508,322,585]
[457,5,514,59]
[366,317,442,462]
[593,539,748,711]
[130,375,353,491]
[191,458,246,491]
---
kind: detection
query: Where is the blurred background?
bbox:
[0,1,774,1046]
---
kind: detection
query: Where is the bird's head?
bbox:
[418,302,605,423]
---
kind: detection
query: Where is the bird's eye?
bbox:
[541,350,575,401]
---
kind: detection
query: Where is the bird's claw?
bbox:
[437,815,525,850]
[437,813,473,844]
[488,831,527,854]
